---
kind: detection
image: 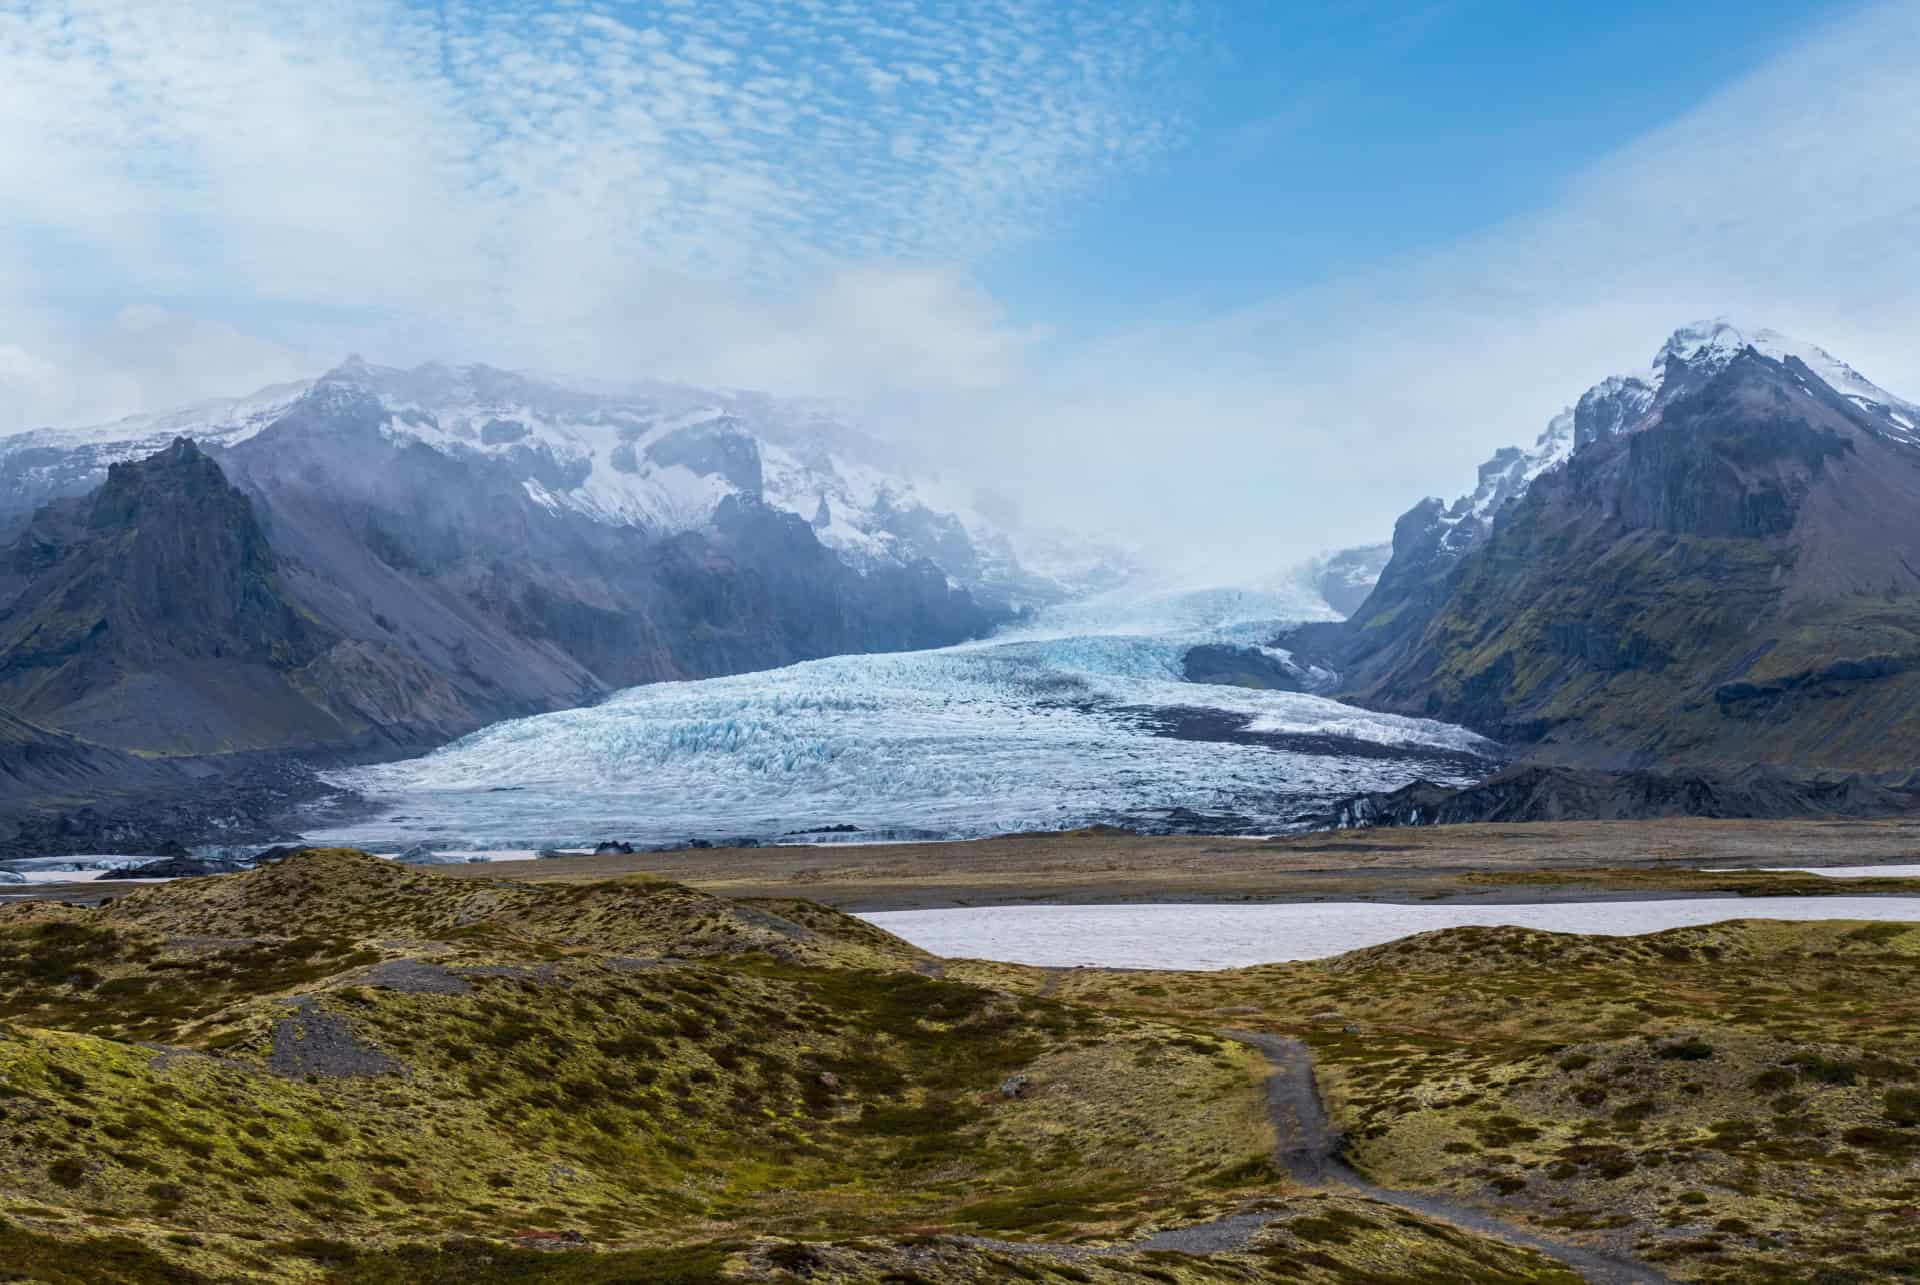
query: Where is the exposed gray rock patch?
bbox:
[355,958,472,995]
[728,905,816,941]
[456,962,562,984]
[604,956,686,973]
[268,998,403,1079]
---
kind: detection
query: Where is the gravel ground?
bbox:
[267,998,404,1079]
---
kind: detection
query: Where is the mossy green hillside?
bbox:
[0,851,1286,1281]
[1003,917,1920,1283]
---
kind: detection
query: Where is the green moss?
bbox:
[0,1218,209,1285]
[281,1237,738,1283]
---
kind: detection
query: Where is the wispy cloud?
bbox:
[0,0,1192,426]
[944,0,1920,573]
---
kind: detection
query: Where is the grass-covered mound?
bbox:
[0,851,1306,1282]
[0,849,1727,1282]
[1001,916,1920,1283]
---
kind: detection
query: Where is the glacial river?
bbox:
[859,897,1920,970]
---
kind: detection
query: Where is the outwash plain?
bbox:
[6,822,1920,1282]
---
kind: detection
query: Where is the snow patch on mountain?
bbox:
[0,379,313,457]
[1656,320,1915,420]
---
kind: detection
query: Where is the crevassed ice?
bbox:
[314,585,1491,850]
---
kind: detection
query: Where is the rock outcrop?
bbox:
[1321,764,1920,828]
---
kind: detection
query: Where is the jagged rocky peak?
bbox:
[1574,375,1655,450]
[0,433,337,752]
[93,435,223,512]
[56,438,307,646]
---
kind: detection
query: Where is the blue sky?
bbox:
[1,0,1914,565]
[993,0,1864,327]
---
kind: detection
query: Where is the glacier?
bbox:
[310,582,1495,852]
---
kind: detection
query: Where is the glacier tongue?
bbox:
[312,584,1494,851]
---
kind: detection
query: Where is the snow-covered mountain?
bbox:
[1385,319,1920,584]
[1306,318,1920,775]
[0,359,1132,608]
[1289,543,1394,618]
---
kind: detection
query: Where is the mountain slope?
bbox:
[0,381,1007,758]
[1332,321,1920,671]
[1327,325,1920,773]
[222,377,1000,704]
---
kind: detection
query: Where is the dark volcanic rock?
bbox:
[249,845,318,864]
[1116,703,1499,773]
[592,841,635,855]
[357,959,472,995]
[0,753,341,860]
[267,998,403,1079]
[0,439,348,754]
[1181,644,1303,691]
[128,854,249,879]
[1319,765,1920,829]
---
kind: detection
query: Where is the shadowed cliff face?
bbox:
[1326,348,1920,775]
[10,439,326,669]
[0,441,382,753]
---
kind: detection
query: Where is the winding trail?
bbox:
[1230,1033,1667,1284]
[968,1033,1669,1284]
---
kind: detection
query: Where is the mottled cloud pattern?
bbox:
[0,0,1191,423]
[5,1,1919,576]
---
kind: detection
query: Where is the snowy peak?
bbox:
[1441,320,1916,531]
[1354,318,1920,635]
[0,358,1127,607]
[1653,319,1917,430]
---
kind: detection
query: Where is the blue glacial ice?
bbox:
[310,583,1495,850]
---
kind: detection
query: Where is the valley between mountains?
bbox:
[8,321,1920,1285]
[9,847,1920,1283]
[7,321,1920,855]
